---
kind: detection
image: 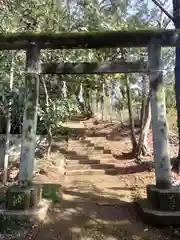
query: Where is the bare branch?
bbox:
[151,0,174,22]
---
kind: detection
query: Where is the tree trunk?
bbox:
[136,95,151,158]
[140,99,145,127]
[135,75,151,159]
[47,130,52,158]
[141,104,151,156]
[76,94,85,113]
[42,78,52,158]
[75,83,86,114]
[109,88,113,122]
[3,51,15,185]
[120,48,137,153]
[83,88,93,119]
[62,81,67,98]
[125,74,138,153]
[97,101,101,120]
[101,82,105,121]
[91,91,97,117]
[119,108,124,126]
[173,1,180,172]
[86,90,93,117]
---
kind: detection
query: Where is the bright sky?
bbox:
[147,0,174,28]
[147,0,172,9]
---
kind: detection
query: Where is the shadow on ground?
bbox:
[85,119,141,142]
[35,183,171,240]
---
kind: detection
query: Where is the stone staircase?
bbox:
[64,136,119,176]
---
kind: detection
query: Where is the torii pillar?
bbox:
[138,39,180,226]
[5,43,42,212]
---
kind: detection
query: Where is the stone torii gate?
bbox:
[2,30,180,224]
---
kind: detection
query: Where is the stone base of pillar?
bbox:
[0,198,51,223]
[137,198,180,226]
[0,183,53,226]
[6,184,42,210]
[147,184,180,211]
[137,184,180,226]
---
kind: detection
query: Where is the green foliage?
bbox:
[42,184,62,203]
[38,98,78,134]
[52,126,74,136]
[0,0,175,137]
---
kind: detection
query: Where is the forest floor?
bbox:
[1,117,180,240]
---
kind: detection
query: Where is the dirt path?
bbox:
[35,119,176,240]
[36,174,174,240]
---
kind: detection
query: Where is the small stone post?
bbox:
[19,42,40,184]
[148,39,172,189]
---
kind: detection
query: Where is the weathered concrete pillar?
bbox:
[19,43,40,184]
[136,40,180,226]
[148,39,172,189]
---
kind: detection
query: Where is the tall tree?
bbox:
[3,51,15,185]
[173,0,180,171]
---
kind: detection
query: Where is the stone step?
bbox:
[86,150,106,155]
[93,146,105,150]
[81,139,92,144]
[87,143,95,147]
[68,142,110,152]
[104,168,135,175]
[105,168,119,175]
[67,163,115,170]
[94,140,108,145]
[67,144,95,151]
[66,150,77,155]
[64,148,112,157]
[59,147,68,154]
[65,154,90,160]
[103,149,111,154]
[68,139,91,145]
[66,155,114,163]
[66,169,107,176]
[66,152,112,159]
[66,159,100,165]
[68,143,101,149]
[67,148,104,154]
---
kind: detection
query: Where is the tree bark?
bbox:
[3,51,15,185]
[42,78,52,158]
[101,82,105,121]
[119,108,124,126]
[173,1,180,172]
[125,74,138,152]
[108,86,113,122]
[91,90,98,117]
[136,95,151,158]
[62,81,67,98]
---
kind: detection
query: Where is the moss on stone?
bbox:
[0,28,174,39]
[6,184,42,210]
[0,28,178,49]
